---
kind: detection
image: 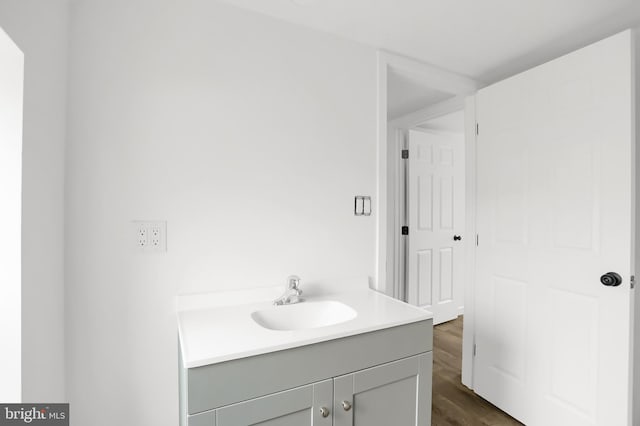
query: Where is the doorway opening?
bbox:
[377,51,522,424]
[0,25,24,402]
[378,51,475,326]
[377,47,478,382]
[398,110,465,325]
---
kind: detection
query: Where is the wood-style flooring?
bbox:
[432,316,523,426]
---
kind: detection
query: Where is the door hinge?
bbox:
[401,226,409,235]
[401,149,409,159]
[631,275,635,289]
[473,343,477,357]
[476,123,479,136]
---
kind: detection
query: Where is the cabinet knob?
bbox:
[319,407,330,418]
[342,400,352,411]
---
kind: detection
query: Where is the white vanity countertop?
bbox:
[177,286,433,369]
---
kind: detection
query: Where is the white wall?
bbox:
[65,1,377,424]
[0,26,23,403]
[0,0,68,403]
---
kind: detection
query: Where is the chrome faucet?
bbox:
[273,275,303,305]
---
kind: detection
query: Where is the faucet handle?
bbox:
[287,275,301,289]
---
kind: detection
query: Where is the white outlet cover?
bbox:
[133,221,167,252]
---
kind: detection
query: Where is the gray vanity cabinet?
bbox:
[213,354,432,426]
[216,379,332,426]
[180,319,433,426]
[334,353,432,426]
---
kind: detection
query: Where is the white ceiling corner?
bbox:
[387,70,454,120]
[215,0,640,84]
[418,110,465,134]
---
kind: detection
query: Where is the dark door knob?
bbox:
[453,235,462,241]
[600,272,622,287]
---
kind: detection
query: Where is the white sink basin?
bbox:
[251,300,358,331]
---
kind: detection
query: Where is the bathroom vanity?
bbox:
[177,282,433,426]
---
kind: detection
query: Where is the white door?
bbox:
[407,129,465,325]
[474,30,634,425]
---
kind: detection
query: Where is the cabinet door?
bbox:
[333,353,432,426]
[216,379,332,426]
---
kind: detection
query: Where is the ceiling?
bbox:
[215,0,640,84]
[387,69,453,120]
[417,110,465,134]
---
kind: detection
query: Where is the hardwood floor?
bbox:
[432,316,523,426]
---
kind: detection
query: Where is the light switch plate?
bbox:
[354,196,372,216]
[363,197,371,216]
[355,196,364,215]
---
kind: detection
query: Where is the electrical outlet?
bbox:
[133,221,167,252]
[150,226,162,248]
[137,227,148,248]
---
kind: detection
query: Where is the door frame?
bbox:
[376,50,478,297]
[461,97,477,388]
[376,51,479,387]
